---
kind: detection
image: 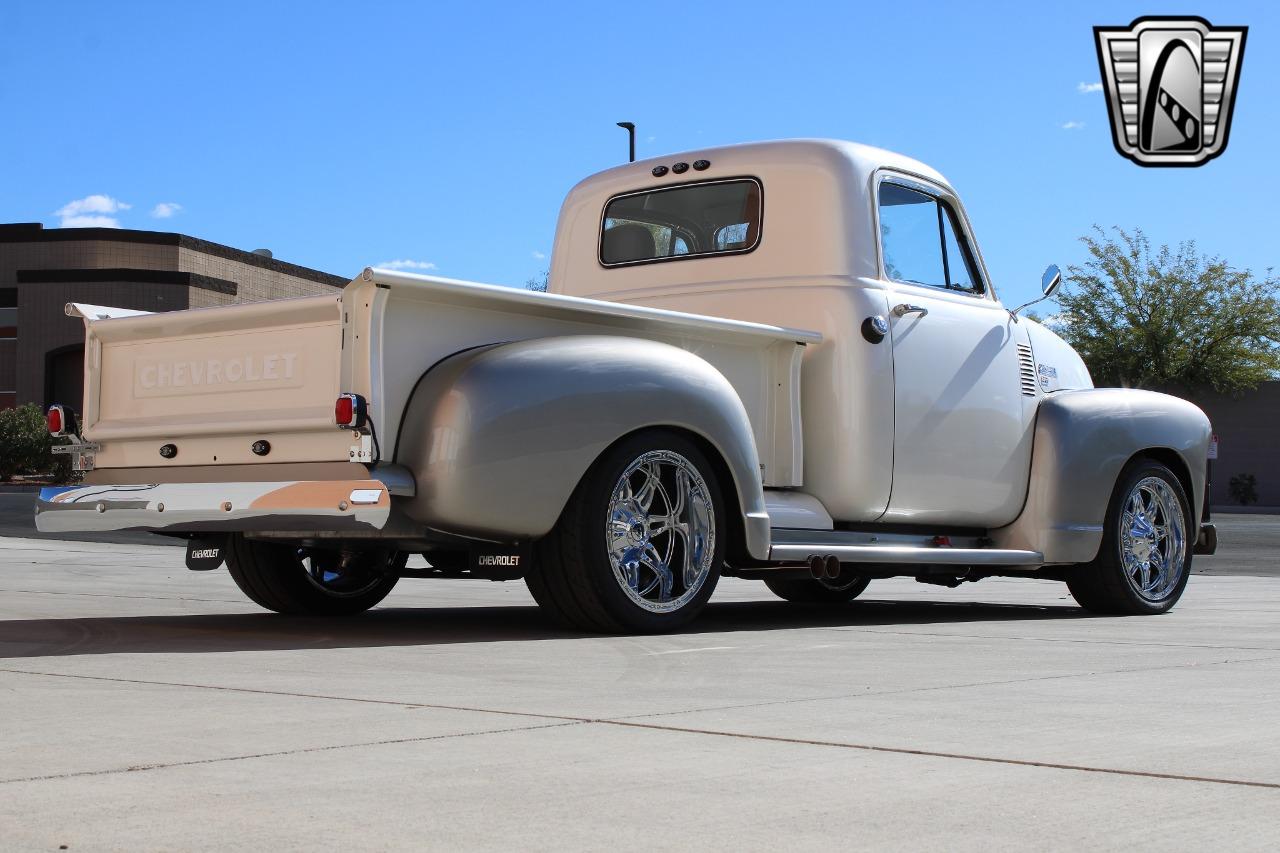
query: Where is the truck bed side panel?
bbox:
[347,270,815,490]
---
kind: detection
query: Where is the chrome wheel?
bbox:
[1119,476,1187,602]
[297,548,402,598]
[605,450,716,614]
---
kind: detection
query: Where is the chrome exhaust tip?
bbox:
[823,555,841,580]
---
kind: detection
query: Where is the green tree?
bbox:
[1051,226,1280,393]
[525,270,549,292]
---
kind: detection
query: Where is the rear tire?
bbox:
[527,430,725,633]
[764,572,870,603]
[225,534,403,615]
[1066,459,1193,615]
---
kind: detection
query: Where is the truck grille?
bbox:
[1017,344,1037,397]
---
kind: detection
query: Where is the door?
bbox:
[876,178,1034,527]
[45,344,85,413]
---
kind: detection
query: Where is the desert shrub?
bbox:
[1228,473,1258,506]
[0,403,72,482]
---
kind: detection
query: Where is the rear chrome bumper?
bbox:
[34,479,392,534]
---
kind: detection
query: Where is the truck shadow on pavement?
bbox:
[0,598,1093,659]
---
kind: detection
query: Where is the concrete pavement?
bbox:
[1,531,1278,850]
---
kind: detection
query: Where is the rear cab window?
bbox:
[600,179,762,266]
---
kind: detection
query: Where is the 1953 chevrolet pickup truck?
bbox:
[36,139,1216,632]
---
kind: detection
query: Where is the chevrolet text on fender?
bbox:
[36,140,1217,632]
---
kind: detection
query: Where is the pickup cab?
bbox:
[36,140,1216,632]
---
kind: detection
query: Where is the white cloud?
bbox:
[532,250,546,260]
[377,259,437,271]
[150,202,182,219]
[1061,121,1086,130]
[55,194,131,228]
[1077,81,1104,93]
[58,214,124,228]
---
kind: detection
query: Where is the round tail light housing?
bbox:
[47,405,67,437]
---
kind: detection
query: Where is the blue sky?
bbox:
[2,1,1275,309]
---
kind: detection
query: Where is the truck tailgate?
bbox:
[80,294,359,469]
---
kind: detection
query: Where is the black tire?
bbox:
[527,430,725,633]
[225,534,403,616]
[1066,458,1193,615]
[764,572,871,603]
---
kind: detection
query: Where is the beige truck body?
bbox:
[38,139,1212,583]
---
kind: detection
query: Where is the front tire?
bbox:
[1067,459,1193,615]
[527,430,725,633]
[225,535,403,615]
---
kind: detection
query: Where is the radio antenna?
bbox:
[616,122,636,162]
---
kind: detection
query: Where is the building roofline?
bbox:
[0,222,347,288]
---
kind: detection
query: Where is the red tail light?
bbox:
[335,393,367,429]
[47,405,66,437]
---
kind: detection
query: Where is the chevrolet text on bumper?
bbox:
[37,139,1216,632]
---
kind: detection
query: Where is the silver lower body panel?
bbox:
[768,528,1043,567]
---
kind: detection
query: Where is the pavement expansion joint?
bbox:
[593,720,1280,791]
[0,721,584,786]
[3,666,1276,793]
[0,667,581,720]
[604,652,1280,721]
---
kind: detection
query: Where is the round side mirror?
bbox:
[1041,264,1062,298]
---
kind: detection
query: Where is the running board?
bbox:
[768,528,1042,567]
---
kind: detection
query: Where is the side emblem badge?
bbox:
[1037,364,1059,393]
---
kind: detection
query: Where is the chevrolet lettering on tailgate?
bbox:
[134,352,301,395]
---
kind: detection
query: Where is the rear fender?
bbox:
[394,336,770,558]
[991,388,1211,563]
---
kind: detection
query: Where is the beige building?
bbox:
[0,222,346,412]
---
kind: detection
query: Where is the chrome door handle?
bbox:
[892,303,928,318]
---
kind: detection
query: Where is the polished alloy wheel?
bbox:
[605,450,716,613]
[1119,476,1187,602]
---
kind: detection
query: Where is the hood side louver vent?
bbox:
[1017,343,1037,397]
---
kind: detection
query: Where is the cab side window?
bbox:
[878,181,983,294]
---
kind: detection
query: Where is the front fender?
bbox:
[991,388,1211,563]
[394,336,769,558]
